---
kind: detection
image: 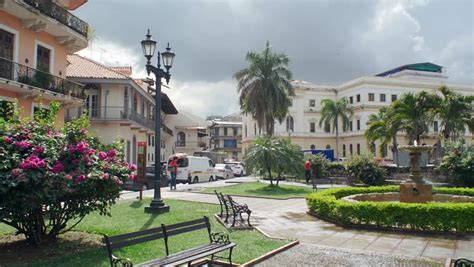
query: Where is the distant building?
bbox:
[209,114,243,160]
[166,111,209,157]
[0,0,89,126]
[65,54,178,166]
[242,63,473,160]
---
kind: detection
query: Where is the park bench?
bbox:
[103,216,235,267]
[214,191,252,227]
[311,177,333,191]
[446,258,474,267]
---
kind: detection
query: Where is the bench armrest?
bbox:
[211,232,231,244]
[112,255,133,267]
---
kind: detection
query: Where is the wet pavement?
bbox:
[121,178,474,263]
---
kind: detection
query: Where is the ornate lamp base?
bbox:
[144,199,170,214]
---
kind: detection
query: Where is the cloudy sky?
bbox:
[75,0,473,117]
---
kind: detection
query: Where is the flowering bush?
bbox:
[0,103,135,245]
[438,140,474,187]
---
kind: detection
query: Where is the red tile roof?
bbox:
[66,54,129,79]
[110,66,133,77]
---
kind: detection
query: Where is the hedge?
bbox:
[306,186,474,233]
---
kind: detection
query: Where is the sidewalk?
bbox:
[121,180,473,262]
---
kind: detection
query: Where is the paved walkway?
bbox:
[121,179,473,263]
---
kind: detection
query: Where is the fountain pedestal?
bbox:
[399,145,433,203]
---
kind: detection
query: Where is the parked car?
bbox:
[214,164,234,179]
[226,162,246,176]
[123,162,169,191]
[167,153,216,184]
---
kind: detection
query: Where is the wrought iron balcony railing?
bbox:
[23,0,88,37]
[0,57,85,99]
[176,141,207,148]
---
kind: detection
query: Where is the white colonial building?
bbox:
[242,63,474,160]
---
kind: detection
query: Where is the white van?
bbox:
[167,154,216,184]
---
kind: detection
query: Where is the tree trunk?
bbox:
[267,167,273,185]
[392,138,399,167]
[335,119,339,159]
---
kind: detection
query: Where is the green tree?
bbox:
[274,138,303,186]
[365,106,401,165]
[391,91,437,144]
[319,98,353,159]
[234,41,294,135]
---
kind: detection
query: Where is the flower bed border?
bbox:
[306,186,474,234]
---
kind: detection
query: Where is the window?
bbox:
[357,120,360,131]
[368,93,375,101]
[382,144,388,158]
[141,96,145,115]
[209,160,214,167]
[177,132,186,147]
[370,143,376,154]
[309,99,316,107]
[356,94,361,102]
[342,144,346,157]
[224,139,237,148]
[286,115,294,132]
[349,121,353,131]
[349,96,353,104]
[0,29,14,80]
[326,144,331,149]
[213,127,219,136]
[324,122,331,133]
[133,93,138,112]
[349,144,353,155]
[152,136,155,147]
[433,121,438,132]
[391,94,397,102]
[0,100,14,121]
[310,122,316,133]
[86,94,98,118]
[310,144,316,150]
[33,105,49,120]
[233,127,238,136]
[124,87,128,108]
[380,94,386,102]
[357,143,361,155]
[148,135,151,146]
[224,127,228,136]
[36,45,51,71]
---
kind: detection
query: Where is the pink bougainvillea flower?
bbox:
[33,146,45,154]
[67,144,76,153]
[20,155,46,170]
[76,174,86,182]
[88,149,96,155]
[64,174,73,180]
[11,168,22,177]
[75,142,89,154]
[107,149,117,159]
[102,173,110,180]
[51,162,64,173]
[71,159,79,165]
[128,174,137,181]
[113,176,123,185]
[3,136,13,144]
[15,140,31,150]
[98,151,107,160]
[128,164,137,171]
[80,129,88,135]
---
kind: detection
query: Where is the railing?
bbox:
[0,57,85,99]
[176,141,207,148]
[23,0,88,37]
[162,124,173,136]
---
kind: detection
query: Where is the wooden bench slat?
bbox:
[165,217,207,231]
[108,227,164,243]
[165,222,208,237]
[110,232,165,250]
[137,243,236,267]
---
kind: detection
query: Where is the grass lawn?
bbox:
[0,199,289,266]
[203,181,315,199]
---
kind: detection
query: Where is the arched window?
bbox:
[177,132,186,147]
[326,144,331,149]
[310,144,316,150]
[342,144,346,157]
[286,115,294,132]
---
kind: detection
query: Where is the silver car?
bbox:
[214,164,234,179]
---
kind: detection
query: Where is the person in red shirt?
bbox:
[168,157,178,190]
[304,159,312,184]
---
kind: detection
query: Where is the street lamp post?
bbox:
[141,30,175,214]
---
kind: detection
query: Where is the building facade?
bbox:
[166,111,209,157]
[209,114,243,160]
[65,54,178,166]
[0,0,88,125]
[242,63,474,160]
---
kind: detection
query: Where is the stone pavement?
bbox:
[121,179,474,263]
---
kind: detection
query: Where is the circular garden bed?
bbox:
[306,186,474,233]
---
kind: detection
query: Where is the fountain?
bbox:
[398,141,434,203]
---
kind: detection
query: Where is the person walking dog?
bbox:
[304,159,312,184]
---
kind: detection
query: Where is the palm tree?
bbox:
[432,86,474,141]
[365,107,401,165]
[273,138,303,186]
[234,41,294,136]
[391,91,437,144]
[244,136,279,185]
[319,98,353,159]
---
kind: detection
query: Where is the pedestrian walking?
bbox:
[168,157,178,190]
[304,159,312,184]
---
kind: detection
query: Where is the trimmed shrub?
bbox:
[305,154,330,179]
[306,186,474,233]
[346,155,387,186]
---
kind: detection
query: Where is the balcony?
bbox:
[22,0,88,37]
[0,57,85,99]
[176,141,207,149]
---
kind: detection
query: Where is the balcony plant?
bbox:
[0,102,136,245]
